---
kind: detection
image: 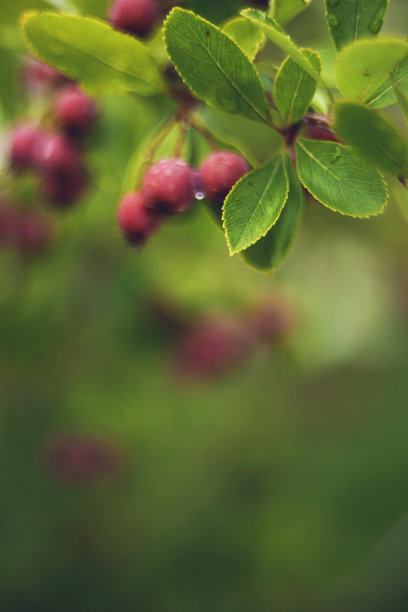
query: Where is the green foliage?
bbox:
[242,156,303,271]
[222,17,264,61]
[325,0,389,51]
[223,157,289,254]
[241,8,320,81]
[333,102,408,177]
[367,55,408,109]
[273,49,321,125]
[163,8,269,124]
[272,0,315,26]
[295,139,388,217]
[21,11,165,96]
[336,38,408,104]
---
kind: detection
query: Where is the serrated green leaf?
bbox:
[392,81,408,126]
[325,0,389,51]
[222,17,264,61]
[223,157,289,254]
[163,8,269,124]
[336,38,408,104]
[272,0,314,26]
[240,9,320,82]
[273,49,321,125]
[367,55,408,109]
[20,11,165,96]
[295,139,387,217]
[333,102,408,178]
[242,156,303,271]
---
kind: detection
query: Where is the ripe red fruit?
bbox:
[143,158,195,214]
[55,86,99,137]
[109,0,159,38]
[21,57,68,93]
[199,152,248,203]
[8,123,44,171]
[44,434,121,482]
[41,165,89,207]
[117,191,161,245]
[34,133,81,175]
[173,316,253,381]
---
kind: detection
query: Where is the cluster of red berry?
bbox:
[0,58,99,255]
[117,151,249,246]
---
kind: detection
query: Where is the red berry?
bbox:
[41,165,89,207]
[143,158,195,214]
[55,86,98,137]
[109,0,159,38]
[8,123,45,171]
[44,434,121,482]
[305,125,339,143]
[21,57,69,93]
[117,191,161,245]
[34,133,81,175]
[173,316,253,381]
[199,152,248,203]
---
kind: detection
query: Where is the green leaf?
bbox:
[163,8,269,124]
[273,49,321,125]
[242,156,303,272]
[295,139,388,217]
[336,38,408,104]
[20,11,165,96]
[392,81,408,126]
[325,0,389,51]
[223,157,289,254]
[272,0,315,26]
[222,17,264,61]
[240,9,320,82]
[367,55,408,109]
[333,102,408,178]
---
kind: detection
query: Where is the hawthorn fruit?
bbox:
[199,152,248,203]
[109,0,159,38]
[143,157,195,214]
[117,191,162,245]
[55,86,99,138]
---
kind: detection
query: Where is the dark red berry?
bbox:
[8,123,44,171]
[44,434,121,482]
[55,86,99,137]
[143,158,195,214]
[34,133,81,175]
[199,152,248,203]
[117,191,161,245]
[41,165,89,207]
[305,125,339,143]
[21,57,69,93]
[109,0,159,38]
[173,316,252,381]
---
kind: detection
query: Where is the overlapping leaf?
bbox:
[272,0,315,26]
[241,8,320,82]
[242,156,303,272]
[325,0,389,50]
[367,55,408,109]
[336,38,408,104]
[223,157,289,254]
[333,102,408,177]
[20,11,165,96]
[273,49,321,125]
[295,139,387,217]
[164,8,269,124]
[222,17,264,61]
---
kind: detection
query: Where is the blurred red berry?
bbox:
[55,86,99,138]
[117,191,162,245]
[109,0,159,38]
[143,158,195,214]
[8,123,45,171]
[199,152,248,203]
[44,434,121,482]
[15,212,52,254]
[21,57,69,93]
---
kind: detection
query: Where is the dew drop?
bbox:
[195,191,205,200]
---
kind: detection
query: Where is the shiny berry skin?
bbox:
[34,133,81,175]
[142,158,195,214]
[8,123,44,171]
[117,191,161,245]
[199,152,248,203]
[55,86,99,137]
[109,0,159,38]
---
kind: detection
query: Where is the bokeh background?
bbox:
[1,1,408,610]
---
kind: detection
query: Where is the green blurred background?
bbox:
[1,1,408,610]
